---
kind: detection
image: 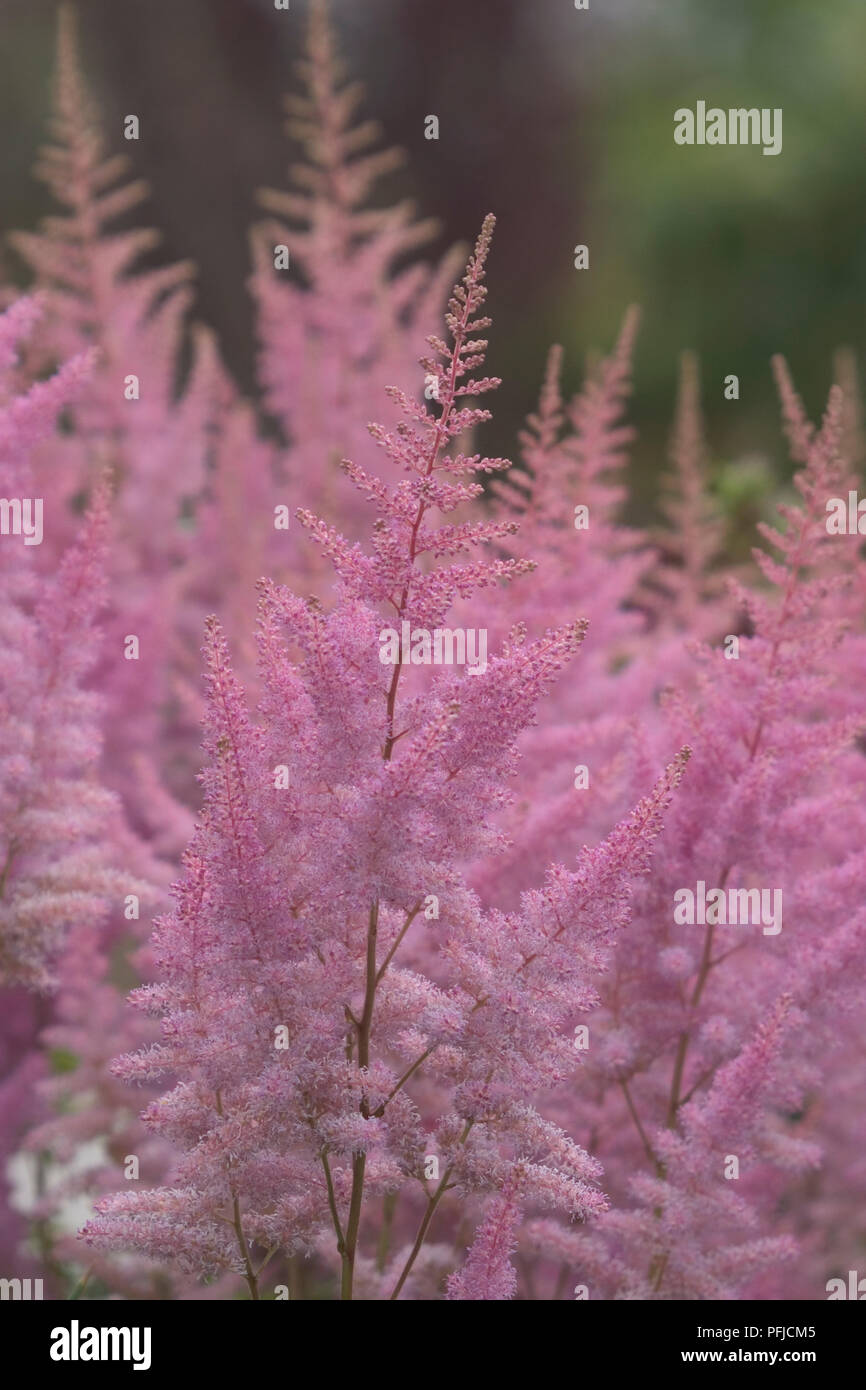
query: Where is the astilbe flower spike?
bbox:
[250,0,461,529]
[10,6,224,827]
[640,351,728,639]
[81,219,687,1301]
[10,6,215,545]
[5,13,862,1300]
[546,380,866,1299]
[0,299,120,990]
[446,1174,522,1301]
[471,310,652,912]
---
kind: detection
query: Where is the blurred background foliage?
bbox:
[0,0,863,544]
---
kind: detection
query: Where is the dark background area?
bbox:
[1,0,864,519]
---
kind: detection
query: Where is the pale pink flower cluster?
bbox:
[0,0,863,1302]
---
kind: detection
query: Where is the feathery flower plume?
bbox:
[0,300,117,989]
[555,379,866,1299]
[446,1178,522,1301]
[250,0,460,525]
[81,220,685,1301]
[641,351,727,636]
[10,7,224,826]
